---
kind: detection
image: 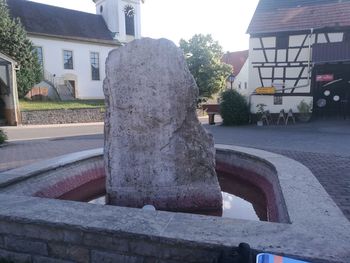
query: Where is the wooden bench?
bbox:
[202,104,220,125]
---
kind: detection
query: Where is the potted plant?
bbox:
[256,103,267,126]
[0,129,7,145]
[297,100,312,122]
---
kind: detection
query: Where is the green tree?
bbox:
[0,0,42,97]
[179,34,232,101]
[220,90,249,126]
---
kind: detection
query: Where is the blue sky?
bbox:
[29,0,259,52]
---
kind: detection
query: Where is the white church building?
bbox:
[7,0,143,100]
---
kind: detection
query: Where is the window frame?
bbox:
[124,5,135,36]
[34,46,44,68]
[63,50,74,70]
[90,51,100,81]
[273,95,283,105]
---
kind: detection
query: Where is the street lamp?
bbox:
[228,73,235,90]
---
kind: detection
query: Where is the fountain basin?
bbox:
[0,145,349,263]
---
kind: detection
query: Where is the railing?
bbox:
[64,80,75,98]
[43,70,65,100]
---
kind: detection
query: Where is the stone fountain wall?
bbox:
[0,147,349,263]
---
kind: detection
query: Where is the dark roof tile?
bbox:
[248,0,350,34]
[7,0,114,42]
[221,50,248,75]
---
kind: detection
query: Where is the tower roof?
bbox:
[247,0,350,35]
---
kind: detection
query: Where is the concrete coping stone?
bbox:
[0,145,349,262]
[0,148,103,188]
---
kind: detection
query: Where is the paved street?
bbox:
[0,118,349,220]
[2,122,103,142]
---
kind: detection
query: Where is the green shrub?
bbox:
[297,100,313,113]
[0,129,7,144]
[220,90,249,126]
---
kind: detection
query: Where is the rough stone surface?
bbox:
[0,248,31,262]
[104,38,222,211]
[91,251,143,263]
[4,236,48,256]
[21,108,104,125]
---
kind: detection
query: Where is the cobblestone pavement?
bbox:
[261,149,350,221]
[0,120,349,220]
[206,120,350,221]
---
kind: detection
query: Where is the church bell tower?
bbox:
[93,0,142,43]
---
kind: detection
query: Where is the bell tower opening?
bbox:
[124,5,135,36]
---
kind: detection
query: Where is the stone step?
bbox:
[57,84,75,101]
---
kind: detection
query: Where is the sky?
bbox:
[29,0,259,52]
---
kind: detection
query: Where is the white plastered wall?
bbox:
[30,36,117,99]
[226,59,251,97]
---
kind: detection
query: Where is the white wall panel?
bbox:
[328,33,343,42]
[262,37,275,48]
[30,36,115,99]
[276,50,286,62]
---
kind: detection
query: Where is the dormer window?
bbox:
[124,5,135,36]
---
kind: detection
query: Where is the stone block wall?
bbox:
[0,195,224,263]
[21,108,105,125]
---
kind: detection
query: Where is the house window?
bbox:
[244,82,247,89]
[124,5,135,36]
[34,47,43,67]
[274,95,283,105]
[63,50,73,70]
[276,35,289,49]
[90,52,100,81]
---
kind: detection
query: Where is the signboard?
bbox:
[257,253,310,263]
[316,74,334,82]
[255,87,276,94]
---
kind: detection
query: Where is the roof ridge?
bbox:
[17,0,98,16]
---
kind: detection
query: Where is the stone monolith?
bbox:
[104,38,222,212]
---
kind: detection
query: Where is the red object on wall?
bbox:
[316,74,334,82]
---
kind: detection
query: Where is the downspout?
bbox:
[12,62,20,126]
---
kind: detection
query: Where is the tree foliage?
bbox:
[0,0,42,97]
[220,90,249,126]
[179,34,232,101]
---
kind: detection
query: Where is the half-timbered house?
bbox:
[247,0,350,118]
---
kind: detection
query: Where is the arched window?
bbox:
[124,5,135,36]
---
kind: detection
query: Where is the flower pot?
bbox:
[298,113,312,123]
[257,120,263,126]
